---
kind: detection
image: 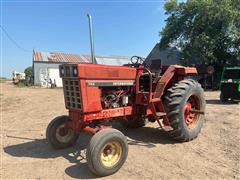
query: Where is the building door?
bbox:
[48,68,63,87]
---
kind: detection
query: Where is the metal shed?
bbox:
[145,44,182,66]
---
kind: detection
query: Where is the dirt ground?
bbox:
[1,82,240,180]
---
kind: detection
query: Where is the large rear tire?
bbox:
[86,128,128,176]
[46,115,79,149]
[163,79,206,142]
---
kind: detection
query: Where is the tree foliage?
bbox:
[24,66,33,85]
[160,0,240,67]
[24,66,32,77]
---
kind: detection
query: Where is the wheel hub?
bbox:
[184,95,201,128]
[56,124,75,143]
[100,141,122,168]
[59,127,68,136]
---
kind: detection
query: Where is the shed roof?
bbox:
[33,50,90,63]
[33,50,132,65]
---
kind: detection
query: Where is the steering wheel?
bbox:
[130,56,144,64]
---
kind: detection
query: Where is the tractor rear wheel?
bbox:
[46,115,79,149]
[86,128,128,176]
[163,79,206,142]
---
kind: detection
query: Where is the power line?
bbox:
[0,25,31,53]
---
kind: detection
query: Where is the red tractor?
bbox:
[46,55,205,176]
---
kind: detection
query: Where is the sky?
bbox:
[1,0,181,78]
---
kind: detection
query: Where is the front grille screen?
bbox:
[63,79,82,110]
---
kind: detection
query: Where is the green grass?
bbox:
[0,80,6,83]
[16,82,28,88]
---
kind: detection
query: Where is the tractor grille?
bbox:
[63,79,82,110]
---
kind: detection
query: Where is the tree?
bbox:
[24,66,32,77]
[24,66,33,85]
[159,0,240,67]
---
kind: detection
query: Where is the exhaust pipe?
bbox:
[87,14,97,64]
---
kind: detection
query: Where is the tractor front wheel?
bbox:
[86,128,128,176]
[163,79,206,142]
[46,115,79,149]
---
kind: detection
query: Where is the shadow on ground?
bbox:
[114,123,176,147]
[4,123,177,179]
[4,133,96,179]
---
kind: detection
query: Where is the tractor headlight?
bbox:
[73,66,78,77]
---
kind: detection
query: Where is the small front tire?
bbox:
[46,115,79,149]
[86,128,128,176]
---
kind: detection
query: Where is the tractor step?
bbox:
[156,119,173,131]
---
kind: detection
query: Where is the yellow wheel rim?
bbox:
[100,141,122,168]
